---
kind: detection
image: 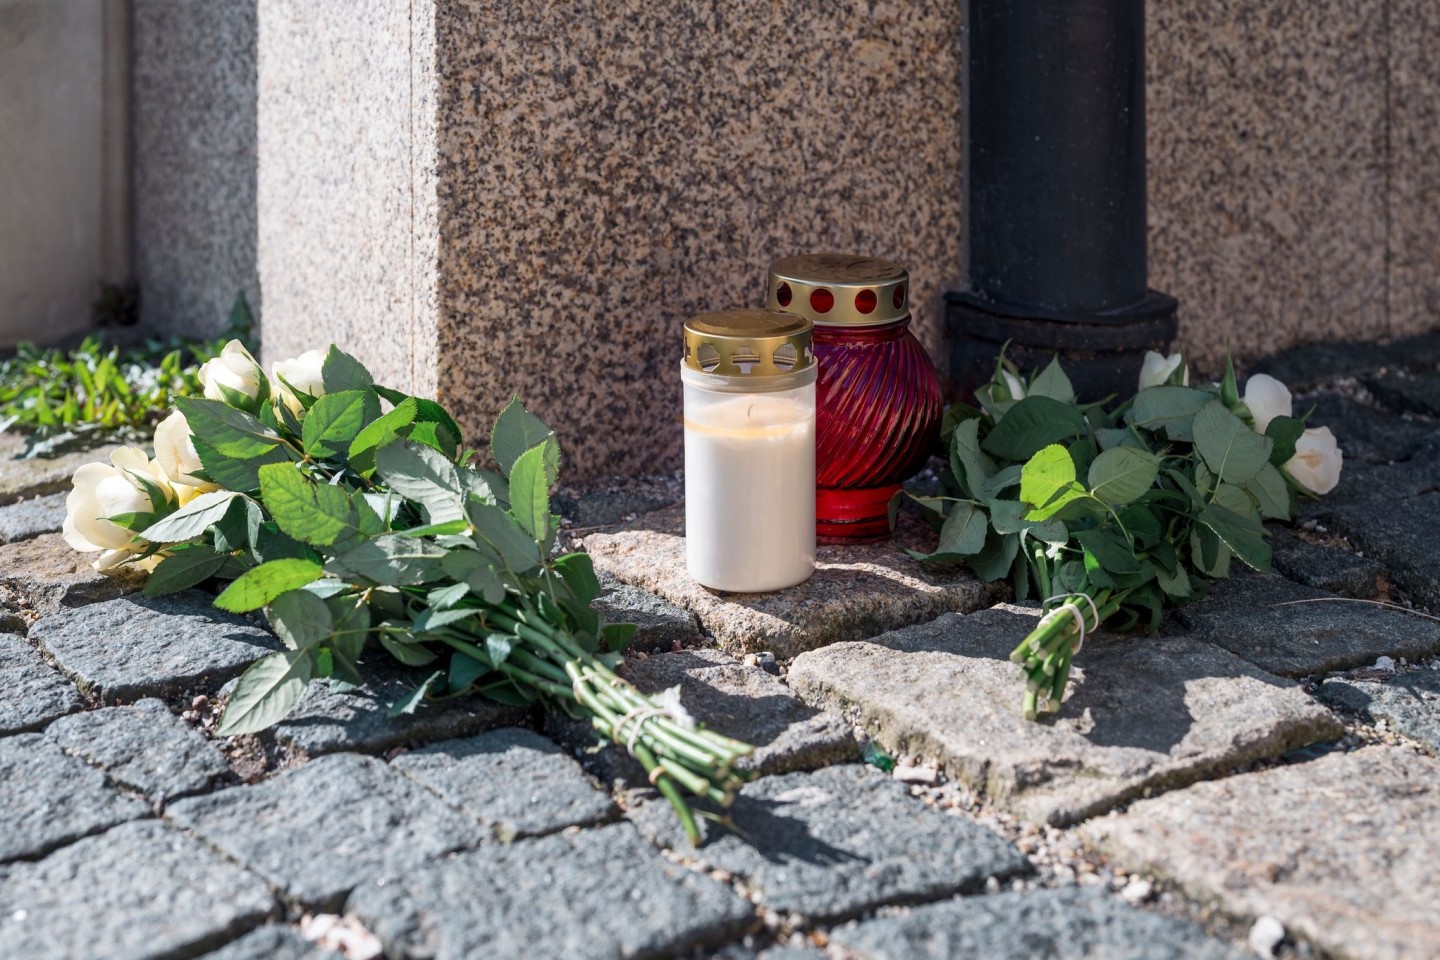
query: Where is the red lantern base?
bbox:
[816,484,901,543]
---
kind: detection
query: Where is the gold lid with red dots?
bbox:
[683,309,815,377]
[767,253,909,327]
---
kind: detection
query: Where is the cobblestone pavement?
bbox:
[1,339,1438,960]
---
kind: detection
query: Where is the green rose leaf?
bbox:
[949,418,996,500]
[215,558,326,613]
[449,652,489,691]
[215,649,314,737]
[143,549,231,598]
[267,589,334,650]
[139,490,239,543]
[509,437,557,543]
[1197,502,1272,572]
[1265,415,1306,465]
[491,398,554,475]
[337,534,448,586]
[555,552,601,605]
[1087,447,1159,506]
[1127,386,1213,441]
[320,346,375,394]
[1193,401,1273,484]
[1246,462,1292,520]
[981,396,1087,461]
[349,398,419,476]
[969,529,1020,582]
[380,633,440,666]
[1027,356,1075,404]
[389,670,444,717]
[937,501,988,556]
[175,397,286,459]
[193,437,288,494]
[258,463,355,547]
[1019,444,1085,520]
[302,389,381,459]
[467,502,543,572]
[375,440,466,525]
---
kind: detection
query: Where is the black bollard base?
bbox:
[944,289,1179,404]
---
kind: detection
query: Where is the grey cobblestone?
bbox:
[0,819,274,960]
[629,764,1029,921]
[46,698,229,804]
[1320,667,1440,751]
[0,435,122,507]
[1364,370,1440,417]
[0,633,81,735]
[200,926,341,960]
[592,572,702,653]
[166,753,487,910]
[1318,491,1440,611]
[788,608,1340,826]
[347,821,752,960]
[1175,573,1440,675]
[0,732,149,863]
[1083,747,1440,960]
[0,533,144,618]
[0,492,66,545]
[1303,394,1435,466]
[392,728,617,842]
[30,591,281,702]
[1267,527,1383,599]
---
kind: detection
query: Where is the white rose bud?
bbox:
[62,447,173,571]
[1139,351,1188,389]
[271,349,328,415]
[1000,370,1027,402]
[198,340,263,409]
[1286,426,1343,495]
[153,410,217,492]
[1242,374,1293,433]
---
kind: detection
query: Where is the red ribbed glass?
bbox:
[813,317,942,541]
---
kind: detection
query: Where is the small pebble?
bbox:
[1373,656,1396,671]
[1248,916,1286,957]
[893,764,939,785]
[753,651,780,675]
[1120,878,1154,905]
[190,695,209,711]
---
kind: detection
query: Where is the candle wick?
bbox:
[748,403,754,419]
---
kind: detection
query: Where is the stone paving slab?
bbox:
[592,571,703,653]
[0,532,145,618]
[629,764,1030,922]
[391,728,617,842]
[0,732,149,863]
[787,608,1340,826]
[30,591,282,702]
[1318,491,1440,611]
[1083,747,1440,960]
[0,819,275,960]
[1320,668,1440,751]
[0,492,66,545]
[583,506,1004,659]
[166,753,487,910]
[1249,331,1440,391]
[550,648,856,786]
[1267,526,1383,599]
[348,821,752,960]
[1174,573,1440,676]
[1303,393,1437,465]
[1364,370,1440,417]
[0,434,122,506]
[0,633,81,735]
[46,698,229,804]
[234,663,526,759]
[200,926,341,960]
[827,888,1245,960]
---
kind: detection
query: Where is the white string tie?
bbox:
[1042,593,1099,655]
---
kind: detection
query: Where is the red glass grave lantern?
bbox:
[767,254,943,542]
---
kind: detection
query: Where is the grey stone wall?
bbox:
[131,0,257,337]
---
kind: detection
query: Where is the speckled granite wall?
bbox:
[131,0,258,336]
[1146,0,1389,368]
[1388,0,1440,337]
[252,0,1438,479]
[255,0,438,393]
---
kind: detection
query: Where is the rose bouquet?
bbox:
[62,340,751,841]
[910,351,1341,719]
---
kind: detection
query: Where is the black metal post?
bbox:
[947,0,1178,400]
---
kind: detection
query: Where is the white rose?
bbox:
[1285,426,1343,495]
[62,447,173,571]
[1139,351,1188,389]
[1242,374,1293,433]
[1001,370,1027,402]
[271,349,328,415]
[199,340,263,409]
[153,410,217,492]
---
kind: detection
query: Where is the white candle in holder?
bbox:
[682,310,817,593]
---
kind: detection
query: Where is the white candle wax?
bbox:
[685,393,815,592]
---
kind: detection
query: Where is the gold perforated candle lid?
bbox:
[683,309,815,377]
[767,253,910,326]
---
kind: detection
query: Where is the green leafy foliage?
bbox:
[109,344,747,847]
[914,351,1328,722]
[0,296,254,455]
